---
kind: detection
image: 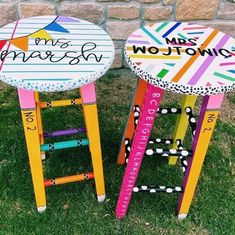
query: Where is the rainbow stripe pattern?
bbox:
[0,15,114,92]
[125,22,235,96]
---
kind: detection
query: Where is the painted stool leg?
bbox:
[116,84,164,219]
[80,83,105,202]
[169,95,197,165]
[117,79,148,165]
[177,94,224,220]
[17,88,46,212]
[34,92,45,160]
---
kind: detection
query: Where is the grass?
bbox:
[0,69,235,235]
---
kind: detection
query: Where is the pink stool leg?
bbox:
[115,84,164,219]
[177,93,224,219]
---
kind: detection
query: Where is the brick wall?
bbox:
[0,0,234,68]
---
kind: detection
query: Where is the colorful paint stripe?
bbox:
[183,26,208,30]
[220,62,235,66]
[162,22,181,38]
[178,33,188,40]
[188,34,230,85]
[127,40,150,44]
[129,54,181,60]
[157,69,169,78]
[171,29,219,82]
[214,72,235,82]
[228,70,235,74]
[187,32,204,35]
[165,63,175,67]
[126,46,185,53]
[141,27,163,45]
[129,34,143,38]
[155,22,169,32]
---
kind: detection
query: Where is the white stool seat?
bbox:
[0,15,114,92]
[125,22,235,96]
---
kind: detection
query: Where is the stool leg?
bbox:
[169,95,197,165]
[117,79,148,165]
[116,84,164,219]
[177,94,224,219]
[80,83,105,202]
[34,92,45,160]
[17,89,46,212]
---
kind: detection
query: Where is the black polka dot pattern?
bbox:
[179,156,188,175]
[84,173,89,180]
[47,101,52,107]
[157,107,181,114]
[71,99,76,105]
[133,105,140,130]
[176,139,189,174]
[133,185,184,193]
[124,50,235,96]
[145,148,192,157]
[176,139,184,150]
[148,138,173,144]
[185,107,197,137]
[124,138,131,165]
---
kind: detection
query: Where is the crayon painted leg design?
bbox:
[169,95,197,165]
[18,89,46,212]
[117,79,148,165]
[80,83,105,202]
[116,84,164,219]
[177,94,224,219]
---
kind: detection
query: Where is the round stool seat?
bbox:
[0,15,114,92]
[125,22,235,96]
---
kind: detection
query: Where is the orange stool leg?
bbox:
[117,79,148,165]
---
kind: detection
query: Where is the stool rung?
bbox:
[157,107,181,114]
[133,185,184,193]
[44,172,94,187]
[145,148,192,157]
[148,138,173,144]
[43,128,86,138]
[38,98,82,108]
[40,139,89,151]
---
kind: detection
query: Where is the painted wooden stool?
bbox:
[116,22,235,219]
[0,15,114,212]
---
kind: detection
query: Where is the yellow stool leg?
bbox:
[18,89,46,212]
[168,95,197,165]
[177,94,224,219]
[34,92,45,160]
[80,83,105,202]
